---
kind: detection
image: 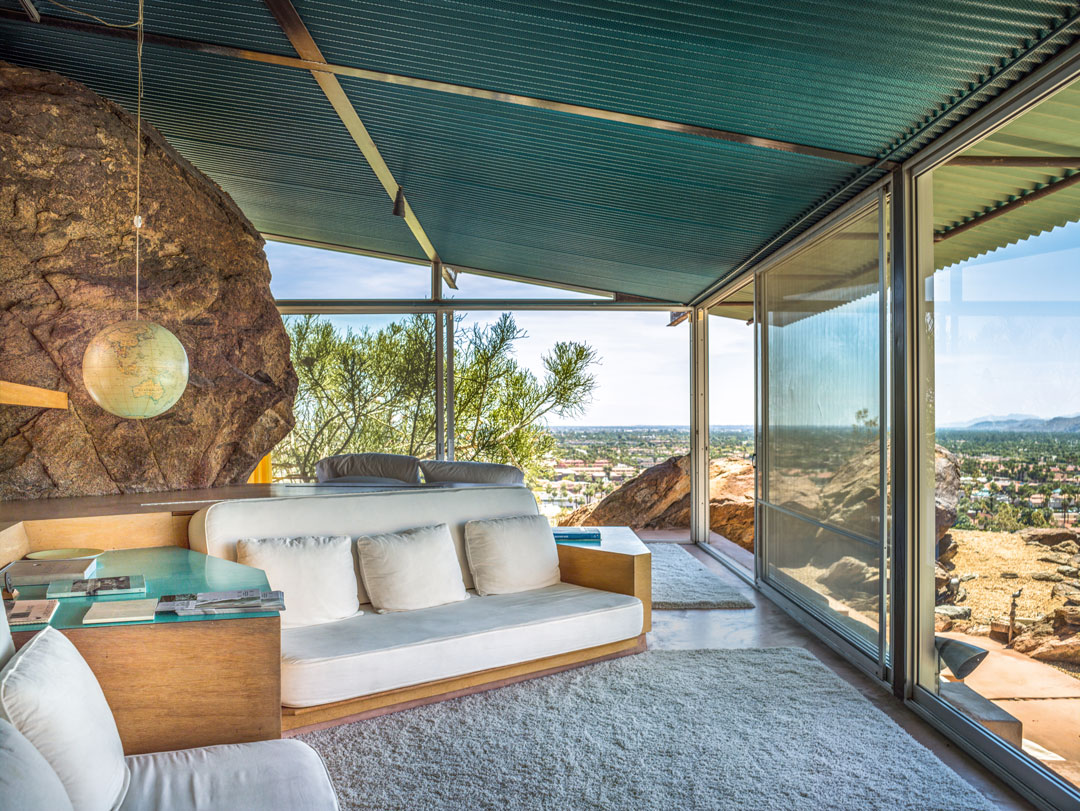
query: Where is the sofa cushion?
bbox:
[465,514,561,595]
[0,718,74,811]
[321,475,420,486]
[0,627,129,811]
[280,583,643,707]
[356,524,468,614]
[316,453,420,484]
[120,739,339,811]
[237,536,362,628]
[190,486,541,593]
[420,459,525,485]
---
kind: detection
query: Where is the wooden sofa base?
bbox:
[282,634,647,735]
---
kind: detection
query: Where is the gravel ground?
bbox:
[948,529,1069,627]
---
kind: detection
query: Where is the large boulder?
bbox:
[561,454,756,550]
[0,62,296,499]
[1020,527,1080,547]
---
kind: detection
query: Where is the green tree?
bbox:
[275,314,598,483]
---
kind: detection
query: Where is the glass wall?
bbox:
[759,199,887,656]
[707,299,756,568]
[914,78,1080,797]
[456,310,689,525]
[267,240,431,299]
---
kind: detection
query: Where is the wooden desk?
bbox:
[10,547,281,755]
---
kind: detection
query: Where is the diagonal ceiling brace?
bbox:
[261,0,456,289]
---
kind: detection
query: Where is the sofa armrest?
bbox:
[556,528,651,633]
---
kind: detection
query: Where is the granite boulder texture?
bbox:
[0,62,296,499]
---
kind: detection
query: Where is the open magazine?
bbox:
[156,589,284,616]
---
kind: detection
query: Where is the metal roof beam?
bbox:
[0,8,883,168]
[946,156,1080,168]
[934,171,1080,243]
[275,299,685,314]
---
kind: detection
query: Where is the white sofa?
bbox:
[188,486,645,710]
[0,603,339,811]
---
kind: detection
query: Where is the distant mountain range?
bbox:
[942,413,1080,432]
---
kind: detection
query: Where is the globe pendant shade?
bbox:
[82,320,189,419]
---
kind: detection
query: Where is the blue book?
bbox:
[553,528,603,542]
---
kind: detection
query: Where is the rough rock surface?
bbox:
[1021,527,1080,547]
[1011,607,1080,664]
[935,445,961,544]
[0,62,296,499]
[560,455,756,551]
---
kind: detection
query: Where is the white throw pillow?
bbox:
[0,627,129,811]
[237,535,362,629]
[356,524,468,613]
[464,515,561,595]
[0,718,74,811]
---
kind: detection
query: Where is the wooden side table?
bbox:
[10,547,281,755]
[556,526,652,633]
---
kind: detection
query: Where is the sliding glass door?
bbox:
[757,195,889,665]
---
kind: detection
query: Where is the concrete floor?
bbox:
[645,542,1036,810]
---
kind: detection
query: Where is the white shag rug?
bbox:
[301,648,994,811]
[648,543,754,609]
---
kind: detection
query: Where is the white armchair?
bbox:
[0,607,339,811]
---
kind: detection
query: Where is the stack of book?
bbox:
[156,589,285,616]
[552,527,603,544]
[3,558,97,591]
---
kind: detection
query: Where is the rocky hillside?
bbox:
[560,444,959,556]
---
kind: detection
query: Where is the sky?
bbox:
[265,218,1080,429]
[933,219,1080,426]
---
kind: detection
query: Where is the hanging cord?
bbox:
[45,0,144,319]
[134,0,144,321]
[44,0,139,28]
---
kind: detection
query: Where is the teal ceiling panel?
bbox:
[295,0,1075,159]
[2,1,1078,301]
[341,77,855,300]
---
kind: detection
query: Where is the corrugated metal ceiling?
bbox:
[1,0,1078,302]
[934,78,1080,269]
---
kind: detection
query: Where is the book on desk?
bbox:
[5,599,59,626]
[3,558,96,589]
[47,575,146,599]
[553,528,603,544]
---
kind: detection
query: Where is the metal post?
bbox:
[446,312,455,461]
[689,307,710,543]
[890,169,911,699]
[435,310,445,460]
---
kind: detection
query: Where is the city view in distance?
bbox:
[538,420,1080,531]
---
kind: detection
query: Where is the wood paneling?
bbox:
[21,513,191,552]
[0,522,30,569]
[557,533,652,633]
[12,617,281,755]
[0,380,68,409]
[281,635,646,733]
